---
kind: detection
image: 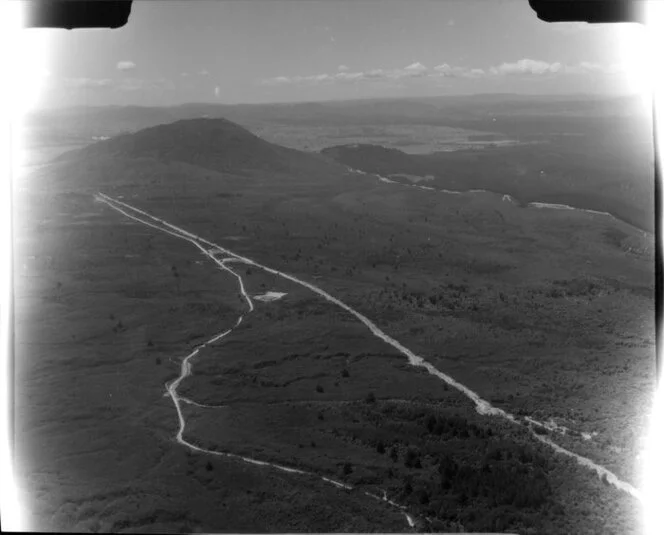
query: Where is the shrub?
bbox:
[376,441,386,454]
[316,384,324,393]
[365,391,376,404]
[341,368,350,378]
[156,357,161,365]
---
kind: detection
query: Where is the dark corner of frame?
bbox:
[24,0,133,30]
[528,0,646,24]
[23,0,645,30]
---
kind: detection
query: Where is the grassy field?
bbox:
[13,115,653,532]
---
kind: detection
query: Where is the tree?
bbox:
[416,488,429,505]
[341,368,350,378]
[343,462,353,476]
[365,391,376,404]
[316,384,324,393]
[390,446,399,463]
[425,414,437,433]
[376,441,385,454]
[404,448,421,469]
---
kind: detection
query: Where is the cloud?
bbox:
[261,62,433,86]
[261,73,337,86]
[364,69,389,79]
[403,62,428,77]
[259,58,620,87]
[112,77,173,92]
[261,75,293,86]
[181,70,209,77]
[433,63,456,76]
[447,19,456,26]
[565,61,624,75]
[432,64,484,79]
[116,60,136,71]
[468,68,486,77]
[335,71,365,82]
[214,86,220,98]
[489,59,563,76]
[116,78,146,91]
[486,58,622,77]
[62,76,157,92]
[64,77,113,89]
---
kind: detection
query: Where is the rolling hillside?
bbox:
[322,142,654,233]
[15,98,653,534]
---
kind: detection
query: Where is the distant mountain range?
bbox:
[26,93,650,146]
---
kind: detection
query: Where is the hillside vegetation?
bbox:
[15,111,653,533]
[322,140,653,232]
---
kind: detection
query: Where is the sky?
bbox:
[19,0,651,109]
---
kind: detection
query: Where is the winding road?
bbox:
[95,191,643,522]
[94,193,417,529]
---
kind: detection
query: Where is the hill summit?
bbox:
[60,117,326,175]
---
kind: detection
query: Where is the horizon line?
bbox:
[30,90,640,114]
